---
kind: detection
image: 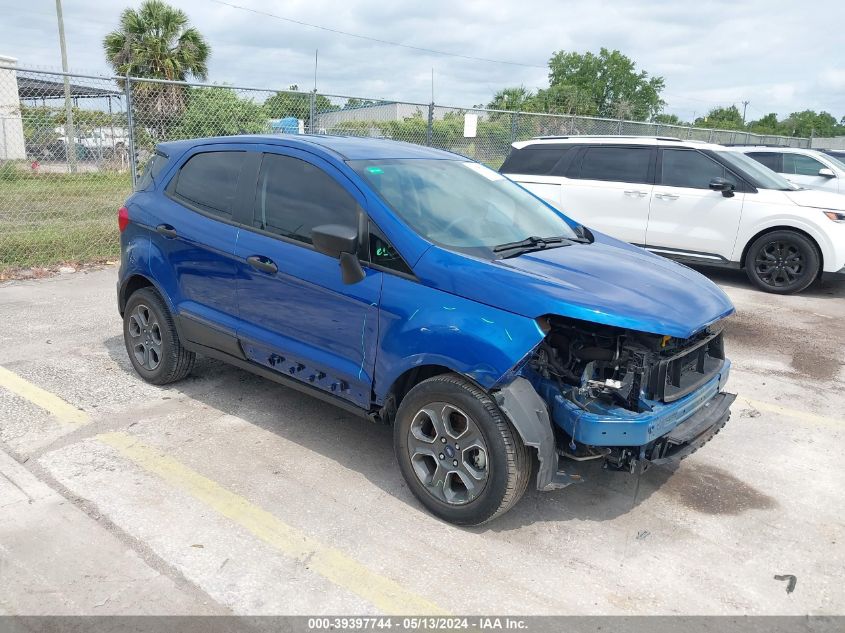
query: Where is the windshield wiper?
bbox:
[493,235,583,258]
[493,235,568,253]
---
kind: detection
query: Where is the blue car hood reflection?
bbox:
[416,233,735,339]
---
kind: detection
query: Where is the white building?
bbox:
[0,55,26,160]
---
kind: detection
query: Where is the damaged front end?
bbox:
[498,315,735,489]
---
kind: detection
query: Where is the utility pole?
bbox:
[741,100,750,124]
[55,0,77,172]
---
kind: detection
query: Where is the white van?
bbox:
[501,136,845,294]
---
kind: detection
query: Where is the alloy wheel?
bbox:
[754,240,805,288]
[127,303,163,371]
[407,402,489,505]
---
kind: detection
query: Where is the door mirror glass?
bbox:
[819,167,836,178]
[312,224,365,284]
[709,177,736,197]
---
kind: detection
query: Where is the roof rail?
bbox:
[533,135,683,142]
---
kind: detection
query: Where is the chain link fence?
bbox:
[0,64,813,272]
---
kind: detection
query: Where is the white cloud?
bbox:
[0,0,842,117]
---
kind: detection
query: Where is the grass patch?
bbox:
[0,172,131,270]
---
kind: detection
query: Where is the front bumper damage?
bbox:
[495,339,735,491]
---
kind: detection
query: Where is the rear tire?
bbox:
[394,373,531,526]
[744,230,819,294]
[123,288,195,385]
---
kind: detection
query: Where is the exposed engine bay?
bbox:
[530,316,726,415]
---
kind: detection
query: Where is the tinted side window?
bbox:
[173,151,245,218]
[368,222,413,275]
[500,146,572,176]
[254,154,359,244]
[783,153,826,177]
[747,152,783,172]
[577,146,651,184]
[660,149,729,189]
[136,151,168,191]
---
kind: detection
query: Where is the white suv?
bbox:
[500,136,845,294]
[733,146,845,193]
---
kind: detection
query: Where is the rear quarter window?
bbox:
[500,145,573,176]
[135,152,168,191]
[746,152,783,172]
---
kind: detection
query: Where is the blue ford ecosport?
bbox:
[117,135,735,525]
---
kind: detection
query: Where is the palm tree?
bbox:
[104,0,210,135]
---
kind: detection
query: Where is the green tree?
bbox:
[653,113,686,126]
[546,48,665,120]
[694,106,745,130]
[487,86,536,111]
[780,110,840,137]
[172,87,268,139]
[264,86,337,129]
[747,113,784,135]
[103,0,210,135]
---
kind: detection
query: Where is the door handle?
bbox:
[156,223,177,238]
[624,190,649,197]
[655,193,679,200]
[246,255,278,274]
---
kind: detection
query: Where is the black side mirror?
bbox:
[709,177,736,197]
[312,224,365,284]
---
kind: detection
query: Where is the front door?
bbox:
[234,148,382,408]
[646,148,745,263]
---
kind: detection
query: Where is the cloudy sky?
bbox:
[2,0,844,120]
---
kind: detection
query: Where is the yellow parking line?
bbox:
[0,366,89,426]
[741,397,841,428]
[97,431,448,616]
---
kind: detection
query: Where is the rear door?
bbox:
[647,148,745,262]
[233,147,382,408]
[558,144,656,244]
[150,146,257,352]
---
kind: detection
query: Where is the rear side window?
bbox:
[172,151,245,219]
[746,152,783,172]
[135,151,168,191]
[660,149,731,189]
[576,146,651,184]
[254,154,359,245]
[500,146,572,176]
[783,153,826,177]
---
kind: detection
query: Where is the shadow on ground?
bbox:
[105,334,774,531]
[689,264,845,299]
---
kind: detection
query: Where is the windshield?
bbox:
[350,159,579,257]
[716,150,799,191]
[823,153,845,171]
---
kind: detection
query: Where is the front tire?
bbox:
[744,230,820,294]
[123,288,195,385]
[394,374,531,526]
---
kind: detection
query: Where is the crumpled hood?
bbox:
[415,233,735,339]
[785,188,845,211]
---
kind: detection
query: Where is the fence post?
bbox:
[309,91,316,134]
[509,111,518,145]
[125,74,137,185]
[426,103,434,146]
